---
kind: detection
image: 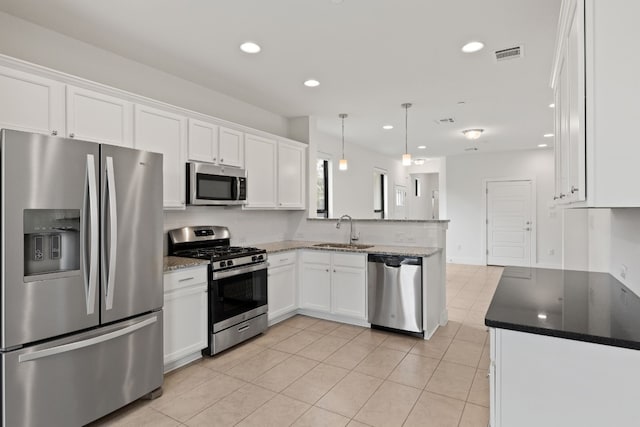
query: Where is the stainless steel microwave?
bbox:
[186,162,247,205]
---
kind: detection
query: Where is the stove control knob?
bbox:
[252,255,258,262]
[258,255,264,261]
[220,261,226,268]
[227,260,234,266]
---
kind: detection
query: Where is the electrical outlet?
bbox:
[621,264,628,279]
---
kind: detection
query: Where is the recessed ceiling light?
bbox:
[543,133,554,138]
[462,129,484,140]
[461,41,485,53]
[417,145,426,149]
[549,103,555,108]
[303,79,320,87]
[538,313,548,320]
[382,125,394,130]
[538,143,548,148]
[239,41,261,54]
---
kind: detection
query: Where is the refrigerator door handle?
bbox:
[82,154,99,315]
[102,156,118,311]
[17,316,158,363]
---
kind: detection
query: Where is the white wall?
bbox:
[0,11,289,136]
[608,209,640,296]
[408,173,439,220]
[446,149,561,267]
[315,131,405,219]
[561,208,610,273]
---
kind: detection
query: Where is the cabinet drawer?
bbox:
[332,252,366,269]
[268,251,297,267]
[302,250,331,265]
[164,266,208,292]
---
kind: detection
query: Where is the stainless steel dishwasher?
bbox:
[367,254,423,335]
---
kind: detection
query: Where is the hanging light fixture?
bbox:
[401,103,412,166]
[338,113,348,171]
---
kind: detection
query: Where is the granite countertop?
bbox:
[485,267,640,350]
[163,256,209,273]
[254,240,442,258]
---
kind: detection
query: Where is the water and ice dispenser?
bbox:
[23,209,80,278]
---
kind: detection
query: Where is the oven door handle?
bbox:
[211,262,267,280]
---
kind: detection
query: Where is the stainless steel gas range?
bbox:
[168,226,267,355]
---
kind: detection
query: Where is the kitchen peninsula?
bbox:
[485,267,640,427]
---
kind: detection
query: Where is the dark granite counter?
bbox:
[485,267,640,350]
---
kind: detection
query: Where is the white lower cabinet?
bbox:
[163,266,208,372]
[267,251,298,321]
[300,251,366,321]
[489,327,640,427]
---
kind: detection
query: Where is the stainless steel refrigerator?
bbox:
[0,129,164,426]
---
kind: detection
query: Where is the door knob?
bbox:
[571,186,579,194]
[51,130,58,136]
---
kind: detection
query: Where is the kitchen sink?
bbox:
[313,242,374,250]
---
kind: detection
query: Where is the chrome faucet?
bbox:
[336,214,359,244]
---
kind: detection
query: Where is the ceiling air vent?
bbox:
[464,147,479,152]
[434,117,455,125]
[494,45,524,62]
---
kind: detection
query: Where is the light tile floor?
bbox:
[92,264,503,427]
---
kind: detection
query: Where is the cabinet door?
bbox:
[331,265,366,319]
[300,263,331,312]
[163,285,207,367]
[268,263,297,321]
[277,141,306,209]
[244,133,277,208]
[134,104,187,209]
[566,0,586,203]
[187,118,218,163]
[66,85,133,147]
[557,50,571,204]
[219,126,244,167]
[0,65,64,136]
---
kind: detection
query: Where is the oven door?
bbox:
[210,263,267,331]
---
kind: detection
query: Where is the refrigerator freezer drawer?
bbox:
[1,311,163,427]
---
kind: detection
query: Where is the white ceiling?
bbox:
[0,0,561,158]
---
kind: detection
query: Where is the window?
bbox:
[415,178,422,197]
[395,187,406,207]
[373,169,387,219]
[316,159,329,218]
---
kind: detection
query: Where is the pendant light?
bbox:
[401,103,412,166]
[339,113,348,171]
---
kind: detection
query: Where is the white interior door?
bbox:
[486,180,533,267]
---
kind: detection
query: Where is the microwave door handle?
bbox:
[102,156,118,311]
[236,177,240,201]
[83,154,99,315]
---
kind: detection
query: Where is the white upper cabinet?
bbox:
[0,65,64,136]
[187,119,218,163]
[134,104,187,209]
[552,0,640,207]
[66,85,133,147]
[218,126,244,168]
[277,141,306,209]
[187,121,244,168]
[244,133,278,208]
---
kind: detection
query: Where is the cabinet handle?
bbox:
[325,269,329,272]
[570,186,579,194]
[524,227,531,231]
[221,158,224,162]
[559,193,567,199]
[333,269,336,273]
[69,133,75,138]
[553,196,559,200]
[178,277,194,282]
[51,130,58,136]
[213,157,217,162]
